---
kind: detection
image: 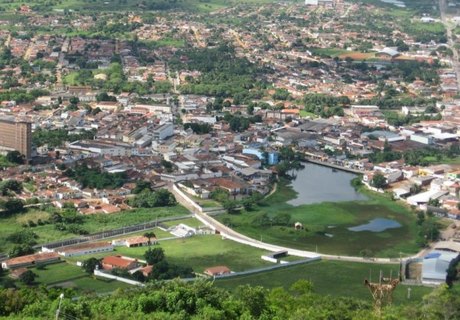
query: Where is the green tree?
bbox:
[371,173,387,189]
[143,232,156,246]
[5,151,24,164]
[19,270,36,285]
[82,257,101,274]
[144,247,165,265]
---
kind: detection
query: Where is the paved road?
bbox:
[171,183,445,265]
[439,0,460,91]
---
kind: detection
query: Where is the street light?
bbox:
[55,293,64,320]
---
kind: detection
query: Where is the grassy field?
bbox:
[11,0,280,13]
[116,235,272,273]
[160,217,205,228]
[217,180,420,258]
[215,260,434,304]
[66,235,272,273]
[0,205,190,252]
[13,262,132,293]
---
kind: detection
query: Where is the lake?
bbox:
[348,218,402,232]
[287,162,368,206]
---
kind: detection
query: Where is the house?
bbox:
[111,236,154,247]
[2,252,60,270]
[102,255,139,270]
[204,265,231,277]
[139,265,153,277]
[53,242,113,257]
[9,267,28,279]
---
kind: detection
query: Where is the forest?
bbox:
[0,279,458,319]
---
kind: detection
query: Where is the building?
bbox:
[410,133,435,145]
[1,252,60,269]
[52,242,113,257]
[0,116,32,160]
[102,255,139,270]
[204,265,231,277]
[153,123,174,141]
[422,250,458,284]
[111,236,153,247]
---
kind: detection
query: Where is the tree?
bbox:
[19,270,36,285]
[69,96,79,104]
[3,198,25,215]
[5,151,24,164]
[144,247,165,265]
[133,181,152,194]
[8,244,34,258]
[273,212,291,226]
[371,173,387,189]
[82,257,101,274]
[143,232,156,246]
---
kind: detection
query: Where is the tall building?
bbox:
[0,117,32,160]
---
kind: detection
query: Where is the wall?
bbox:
[94,269,145,286]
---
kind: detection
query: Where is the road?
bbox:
[170,183,402,264]
[439,0,460,91]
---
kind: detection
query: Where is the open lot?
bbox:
[216,260,434,304]
[0,205,190,252]
[217,181,420,257]
[66,235,272,273]
[7,262,132,294]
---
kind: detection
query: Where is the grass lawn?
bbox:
[161,217,205,229]
[215,260,434,304]
[217,180,420,258]
[0,205,190,253]
[66,235,272,273]
[25,262,133,293]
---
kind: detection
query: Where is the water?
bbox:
[287,162,367,206]
[379,0,406,7]
[348,218,402,232]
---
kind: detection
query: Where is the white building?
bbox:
[153,123,174,141]
[422,250,458,284]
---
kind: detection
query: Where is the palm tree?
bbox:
[143,232,156,246]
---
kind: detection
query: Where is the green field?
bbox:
[217,180,420,258]
[0,205,190,252]
[0,0,280,13]
[66,235,272,273]
[117,235,272,272]
[216,260,434,304]
[10,262,132,293]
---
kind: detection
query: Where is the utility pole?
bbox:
[55,293,64,320]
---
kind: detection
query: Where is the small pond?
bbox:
[348,218,402,232]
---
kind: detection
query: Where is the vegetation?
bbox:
[170,44,267,99]
[129,189,177,208]
[33,128,96,148]
[216,260,433,303]
[65,164,127,189]
[0,278,458,319]
[218,179,421,257]
[0,206,189,252]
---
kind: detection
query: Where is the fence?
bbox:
[214,257,321,279]
[94,269,145,287]
[34,214,192,251]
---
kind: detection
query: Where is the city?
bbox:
[0,0,459,318]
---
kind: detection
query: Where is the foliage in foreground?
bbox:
[0,279,459,319]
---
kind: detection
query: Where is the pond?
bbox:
[348,218,402,232]
[287,162,368,206]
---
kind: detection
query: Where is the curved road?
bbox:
[171,184,420,265]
